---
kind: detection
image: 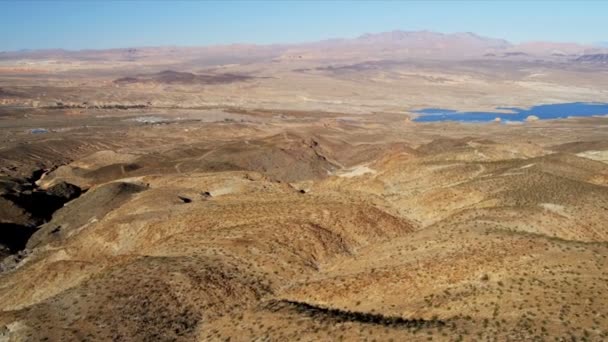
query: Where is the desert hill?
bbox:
[1,110,608,340]
[1,28,608,341]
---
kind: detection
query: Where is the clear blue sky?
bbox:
[1,1,607,51]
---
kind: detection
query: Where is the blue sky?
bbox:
[1,1,607,51]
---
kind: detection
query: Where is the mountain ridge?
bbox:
[1,30,603,59]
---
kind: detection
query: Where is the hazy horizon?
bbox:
[1,0,607,51]
[2,30,606,54]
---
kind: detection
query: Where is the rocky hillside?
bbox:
[1,114,608,340]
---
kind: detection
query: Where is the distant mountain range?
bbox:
[575,53,608,63]
[1,30,607,62]
[279,31,607,62]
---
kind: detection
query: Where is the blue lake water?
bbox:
[413,102,608,123]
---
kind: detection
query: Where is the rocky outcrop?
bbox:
[0,175,83,261]
[26,181,146,249]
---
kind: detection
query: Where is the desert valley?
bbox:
[1,30,608,341]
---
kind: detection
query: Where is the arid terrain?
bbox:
[1,31,608,341]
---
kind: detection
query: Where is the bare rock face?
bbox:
[0,196,35,227]
[0,177,83,263]
[1,186,77,226]
[26,181,146,249]
[0,177,29,196]
[45,182,81,201]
